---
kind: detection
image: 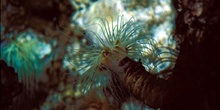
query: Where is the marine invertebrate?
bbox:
[70,0,178,80]
[70,16,178,108]
[0,30,51,90]
[70,16,150,92]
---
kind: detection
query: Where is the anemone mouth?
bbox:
[101,47,111,57]
[101,45,128,72]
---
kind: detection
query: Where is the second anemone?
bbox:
[1,30,50,91]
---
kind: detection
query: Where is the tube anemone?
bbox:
[70,16,154,93]
[70,15,178,95]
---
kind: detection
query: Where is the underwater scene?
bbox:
[1,0,219,110]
